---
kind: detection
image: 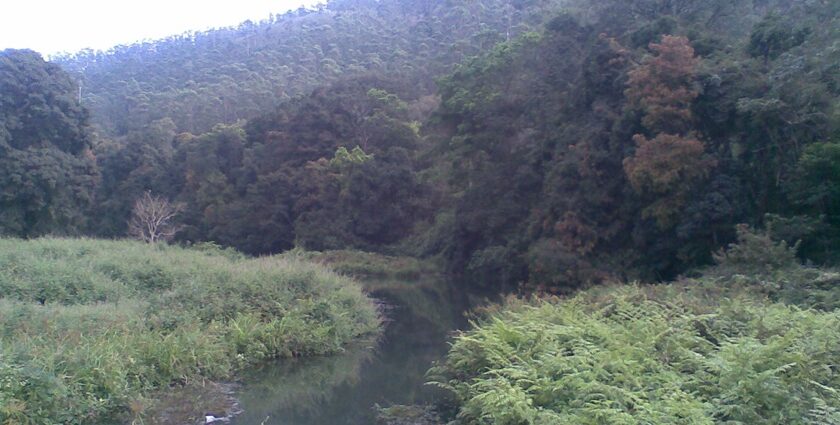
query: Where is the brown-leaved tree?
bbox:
[626,35,699,134]
[624,134,716,227]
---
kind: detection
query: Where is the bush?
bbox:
[286,249,439,280]
[698,224,840,311]
[430,286,840,425]
[711,224,799,276]
[0,238,380,424]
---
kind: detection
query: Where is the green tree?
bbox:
[778,141,840,263]
[786,141,840,221]
[0,50,97,236]
[93,118,179,236]
[748,13,810,61]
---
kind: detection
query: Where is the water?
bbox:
[229,278,471,425]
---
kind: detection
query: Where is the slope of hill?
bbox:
[55,0,565,136]
[11,0,840,292]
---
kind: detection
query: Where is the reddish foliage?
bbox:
[554,211,599,255]
[624,133,716,227]
[626,35,699,134]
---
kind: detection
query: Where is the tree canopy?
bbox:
[0,49,97,237]
[9,0,840,291]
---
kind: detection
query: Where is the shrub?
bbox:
[711,224,799,276]
[286,249,439,280]
[698,224,840,311]
[430,286,840,425]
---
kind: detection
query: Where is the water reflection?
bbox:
[231,278,466,425]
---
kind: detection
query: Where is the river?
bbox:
[228,276,474,425]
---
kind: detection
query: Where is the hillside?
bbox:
[3,0,840,423]
[2,0,839,292]
[55,0,565,136]
[418,0,840,289]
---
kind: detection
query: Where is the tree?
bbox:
[624,133,716,228]
[779,141,840,263]
[0,49,98,237]
[786,141,840,220]
[127,191,183,243]
[747,13,809,61]
[626,35,699,134]
[93,118,179,237]
[623,35,714,230]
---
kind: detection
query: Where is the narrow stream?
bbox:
[229,277,472,425]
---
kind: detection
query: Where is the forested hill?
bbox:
[54,0,565,136]
[3,0,839,293]
[420,0,840,290]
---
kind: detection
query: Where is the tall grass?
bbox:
[283,249,440,280]
[0,238,380,424]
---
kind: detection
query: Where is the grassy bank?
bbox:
[425,225,840,425]
[0,238,380,424]
[285,249,440,281]
[430,283,840,424]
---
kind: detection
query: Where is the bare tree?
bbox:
[128,191,184,243]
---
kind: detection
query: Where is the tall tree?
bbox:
[624,133,716,228]
[625,35,699,135]
[0,49,98,237]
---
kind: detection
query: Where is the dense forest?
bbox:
[54,0,565,136]
[2,0,840,421]
[5,0,838,292]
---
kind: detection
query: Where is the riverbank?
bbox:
[283,249,441,281]
[230,271,469,425]
[427,234,840,425]
[0,238,380,424]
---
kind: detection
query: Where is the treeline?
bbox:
[94,76,435,254]
[2,0,839,292]
[54,0,565,136]
[420,0,840,290]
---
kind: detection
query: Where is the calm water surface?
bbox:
[230,278,472,425]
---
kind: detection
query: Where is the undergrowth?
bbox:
[430,226,840,424]
[430,286,840,424]
[284,249,439,280]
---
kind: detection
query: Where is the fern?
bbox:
[433,286,840,424]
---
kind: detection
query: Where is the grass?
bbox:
[0,238,380,424]
[284,249,440,280]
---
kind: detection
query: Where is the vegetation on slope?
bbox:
[40,0,835,295]
[429,227,840,424]
[0,50,98,238]
[55,0,565,137]
[6,0,838,294]
[416,0,840,290]
[0,238,379,424]
[288,249,440,280]
[431,287,840,424]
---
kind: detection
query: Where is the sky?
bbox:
[0,0,323,57]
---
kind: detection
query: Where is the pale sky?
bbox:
[0,0,324,57]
